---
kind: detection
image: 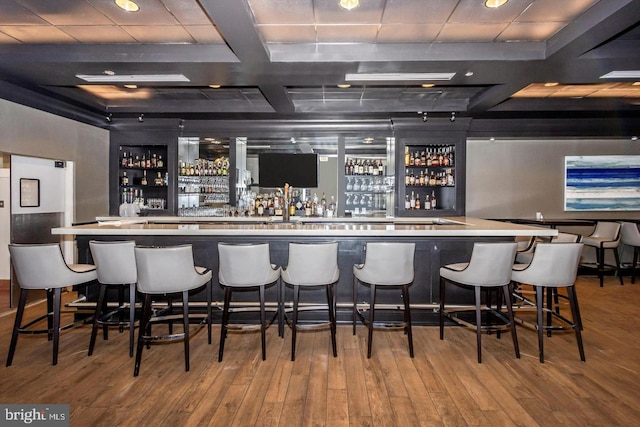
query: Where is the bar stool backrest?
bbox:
[621,222,640,246]
[218,243,280,287]
[552,232,582,243]
[590,222,621,242]
[90,240,137,285]
[356,242,415,286]
[9,243,96,289]
[447,242,517,287]
[134,245,204,293]
[516,243,584,287]
[282,242,339,286]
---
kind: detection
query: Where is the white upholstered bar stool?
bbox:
[353,242,415,359]
[88,240,138,357]
[439,242,519,363]
[217,242,281,362]
[511,243,585,362]
[7,243,97,366]
[581,221,623,287]
[133,245,212,376]
[281,242,340,361]
[620,222,640,284]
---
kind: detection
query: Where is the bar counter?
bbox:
[53,216,556,325]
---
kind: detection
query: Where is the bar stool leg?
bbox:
[439,277,446,340]
[327,283,337,358]
[632,247,639,284]
[47,290,54,341]
[367,284,376,359]
[352,276,357,336]
[546,287,553,337]
[6,289,28,367]
[218,287,232,362]
[504,283,519,359]
[259,285,266,361]
[475,286,482,363]
[89,284,107,356]
[403,284,414,358]
[291,285,300,361]
[596,246,604,287]
[51,288,63,366]
[182,291,190,372]
[206,280,212,345]
[134,294,153,377]
[535,285,545,363]
[613,248,624,286]
[567,285,586,362]
[128,283,136,357]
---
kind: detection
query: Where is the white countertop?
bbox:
[55,216,557,238]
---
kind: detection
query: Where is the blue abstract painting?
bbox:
[565,155,640,211]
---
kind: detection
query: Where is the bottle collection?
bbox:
[345,158,385,176]
[179,157,229,177]
[402,144,456,212]
[121,150,164,169]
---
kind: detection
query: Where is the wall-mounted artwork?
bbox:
[565,155,640,211]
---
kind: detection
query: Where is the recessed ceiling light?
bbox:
[124,84,137,89]
[632,136,639,141]
[346,72,455,81]
[103,70,115,76]
[339,0,359,11]
[600,71,640,79]
[544,82,559,87]
[485,0,509,8]
[421,83,435,88]
[363,137,374,144]
[76,74,190,83]
[633,82,640,86]
[465,71,474,77]
[115,0,139,12]
[337,84,351,88]
[209,84,221,89]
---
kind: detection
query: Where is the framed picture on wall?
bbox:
[564,155,640,211]
[19,178,40,207]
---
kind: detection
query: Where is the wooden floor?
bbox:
[0,274,639,426]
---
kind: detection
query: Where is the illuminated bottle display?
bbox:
[402,143,456,214]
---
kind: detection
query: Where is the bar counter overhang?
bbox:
[52,216,556,325]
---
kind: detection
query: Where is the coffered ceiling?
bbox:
[0,0,639,126]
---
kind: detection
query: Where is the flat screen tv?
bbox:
[258,153,318,188]
[564,155,640,211]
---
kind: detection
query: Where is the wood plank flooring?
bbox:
[1,274,639,426]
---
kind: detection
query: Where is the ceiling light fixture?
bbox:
[337,84,351,88]
[124,84,137,89]
[346,72,455,82]
[209,84,221,89]
[422,113,428,123]
[485,0,509,8]
[544,82,559,87]
[290,137,297,144]
[600,71,640,79]
[421,83,435,88]
[106,113,112,123]
[138,114,144,123]
[363,137,374,144]
[115,0,139,12]
[465,71,474,77]
[76,74,190,83]
[339,0,359,11]
[632,136,639,141]
[450,112,456,122]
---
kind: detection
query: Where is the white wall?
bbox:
[0,169,9,280]
[0,99,109,222]
[11,156,65,214]
[466,138,640,219]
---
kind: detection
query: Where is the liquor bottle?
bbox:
[127,154,133,168]
[409,151,415,166]
[429,170,436,186]
[424,193,431,210]
[421,151,426,166]
[446,168,455,186]
[404,194,411,210]
[442,147,450,166]
[405,169,410,186]
[151,153,157,168]
[415,193,421,209]
[121,151,128,168]
[121,171,129,186]
[409,170,415,186]
[404,146,410,167]
[358,160,364,175]
[157,155,164,168]
[141,170,148,186]
[410,191,416,210]
[154,172,163,186]
[431,190,437,209]
[134,155,140,168]
[414,151,420,167]
[431,150,439,167]
[419,170,425,186]
[378,159,384,176]
[367,160,374,176]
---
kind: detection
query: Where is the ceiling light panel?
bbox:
[345,72,455,81]
[600,71,640,79]
[76,74,190,83]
